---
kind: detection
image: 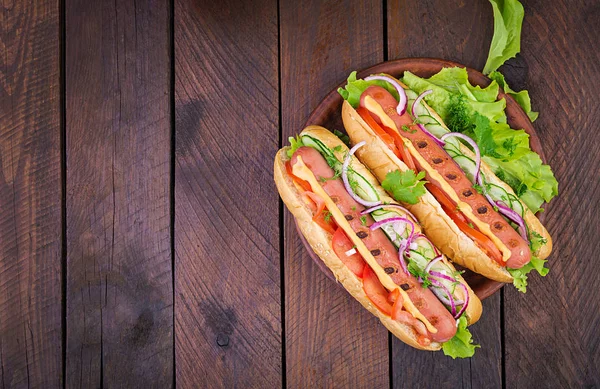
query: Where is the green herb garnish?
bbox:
[407,261,432,289]
[401,125,417,134]
[333,130,351,147]
[529,231,547,252]
[360,216,367,226]
[381,170,427,205]
[287,135,304,158]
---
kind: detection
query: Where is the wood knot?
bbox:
[216,333,230,347]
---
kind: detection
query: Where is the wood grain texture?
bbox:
[65,0,173,387]
[387,0,494,70]
[174,0,281,387]
[280,1,391,387]
[387,1,502,386]
[503,1,600,387]
[391,295,502,388]
[0,1,62,387]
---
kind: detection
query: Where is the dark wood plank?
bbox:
[387,1,502,386]
[387,0,494,69]
[280,1,391,387]
[391,295,502,388]
[0,1,62,387]
[65,0,173,386]
[174,0,281,387]
[503,1,600,387]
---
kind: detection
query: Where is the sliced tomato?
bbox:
[303,191,337,234]
[356,107,418,171]
[382,125,417,171]
[388,288,407,322]
[356,107,399,155]
[286,160,312,192]
[442,203,504,264]
[426,183,468,224]
[387,288,400,304]
[362,265,393,316]
[331,228,366,277]
[391,296,405,322]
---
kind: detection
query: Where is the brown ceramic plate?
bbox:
[298,58,548,300]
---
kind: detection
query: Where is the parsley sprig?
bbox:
[381,169,427,205]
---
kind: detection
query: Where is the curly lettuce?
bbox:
[443,316,480,358]
[483,0,525,74]
[337,71,399,107]
[401,67,558,213]
[287,135,305,158]
[489,71,538,122]
[508,255,549,293]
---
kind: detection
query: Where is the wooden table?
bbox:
[1,0,598,387]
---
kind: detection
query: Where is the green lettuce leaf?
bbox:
[287,135,304,158]
[428,67,499,102]
[483,0,525,74]
[507,255,549,293]
[402,68,558,213]
[381,170,427,205]
[471,113,531,161]
[402,69,507,124]
[332,129,351,147]
[483,151,558,213]
[489,71,539,122]
[442,315,480,358]
[337,71,399,108]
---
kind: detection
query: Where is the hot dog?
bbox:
[340,73,553,284]
[274,126,482,355]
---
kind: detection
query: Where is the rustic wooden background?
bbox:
[1,0,598,387]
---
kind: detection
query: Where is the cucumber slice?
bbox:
[301,135,333,158]
[442,141,527,218]
[371,210,411,240]
[407,91,448,137]
[485,183,510,203]
[349,170,380,202]
[302,134,380,203]
[370,210,461,300]
[451,155,478,182]
[507,193,525,217]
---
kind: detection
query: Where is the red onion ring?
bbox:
[414,233,441,256]
[342,141,381,207]
[417,123,446,147]
[483,191,497,209]
[412,89,433,118]
[453,283,470,319]
[429,277,457,316]
[430,271,470,319]
[429,270,458,284]
[440,132,482,185]
[360,204,416,220]
[364,75,408,115]
[424,255,444,274]
[370,216,415,274]
[431,284,465,307]
[411,90,446,147]
[496,201,529,242]
[369,216,414,233]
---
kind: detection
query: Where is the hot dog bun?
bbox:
[274,125,482,351]
[342,78,552,281]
